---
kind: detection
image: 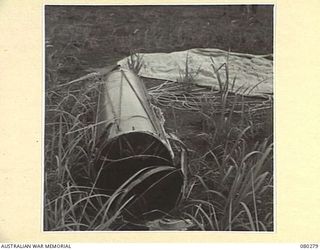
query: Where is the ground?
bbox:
[45,5,273,82]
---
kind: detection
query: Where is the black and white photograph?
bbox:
[44,5,274,231]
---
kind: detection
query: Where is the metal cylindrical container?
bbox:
[94,68,183,219]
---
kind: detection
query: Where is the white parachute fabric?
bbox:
[118,48,273,96]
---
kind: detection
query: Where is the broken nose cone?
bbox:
[93,68,183,220]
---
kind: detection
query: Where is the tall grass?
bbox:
[127,51,144,74]
[173,56,272,231]
[45,52,273,230]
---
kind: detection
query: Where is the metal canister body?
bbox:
[94,68,183,219]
